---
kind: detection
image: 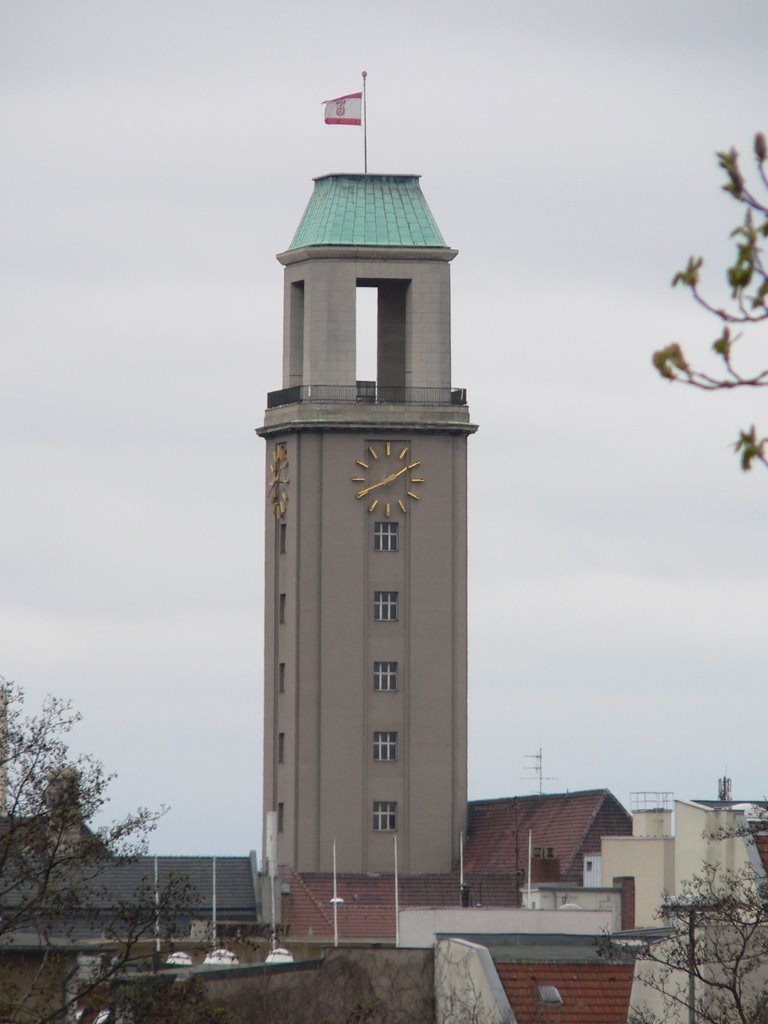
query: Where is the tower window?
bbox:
[279,522,287,554]
[278,662,286,693]
[373,661,398,691]
[373,731,398,761]
[277,802,284,832]
[372,801,397,832]
[374,522,399,552]
[278,732,285,763]
[279,593,286,623]
[373,591,398,621]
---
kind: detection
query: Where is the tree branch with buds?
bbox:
[653,132,768,471]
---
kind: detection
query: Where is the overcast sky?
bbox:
[2,0,767,856]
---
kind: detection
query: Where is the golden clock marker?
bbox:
[398,499,407,513]
[398,447,408,460]
[411,477,425,483]
[352,476,365,482]
[368,499,379,512]
[385,502,391,518]
[385,441,391,456]
[356,459,368,469]
[368,446,378,459]
[407,491,421,500]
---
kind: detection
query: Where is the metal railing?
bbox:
[267,381,467,409]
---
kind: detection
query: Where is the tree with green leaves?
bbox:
[653,133,768,470]
[0,678,189,1024]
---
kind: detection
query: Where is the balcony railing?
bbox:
[267,381,467,410]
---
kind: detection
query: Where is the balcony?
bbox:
[266,381,467,410]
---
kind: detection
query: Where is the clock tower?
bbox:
[259,174,475,875]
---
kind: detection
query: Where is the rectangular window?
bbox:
[374,521,399,552]
[279,593,286,624]
[278,662,285,693]
[373,661,398,692]
[373,591,398,621]
[277,802,284,832]
[279,522,287,554]
[278,732,285,763]
[373,731,398,761]
[372,801,397,832]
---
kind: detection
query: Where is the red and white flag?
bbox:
[323,92,362,125]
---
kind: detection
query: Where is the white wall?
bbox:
[400,906,613,948]
[434,939,513,1024]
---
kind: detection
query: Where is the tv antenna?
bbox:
[522,747,558,795]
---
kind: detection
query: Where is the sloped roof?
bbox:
[0,852,258,938]
[463,790,632,883]
[754,836,768,875]
[111,855,258,915]
[496,962,634,1024]
[288,174,447,249]
[285,872,518,942]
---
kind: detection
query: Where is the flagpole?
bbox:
[394,835,400,948]
[333,838,339,948]
[362,70,368,173]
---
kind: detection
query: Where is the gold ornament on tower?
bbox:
[268,443,290,518]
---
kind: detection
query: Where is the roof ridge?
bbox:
[469,789,609,808]
[292,871,334,931]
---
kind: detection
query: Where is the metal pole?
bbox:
[362,70,368,173]
[212,855,217,949]
[394,835,400,948]
[688,910,696,1024]
[333,839,339,948]
[459,831,464,890]
[153,855,160,972]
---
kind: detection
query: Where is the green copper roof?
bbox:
[288,174,447,250]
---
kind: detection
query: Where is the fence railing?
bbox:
[267,381,467,409]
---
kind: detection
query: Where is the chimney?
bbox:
[614,876,635,931]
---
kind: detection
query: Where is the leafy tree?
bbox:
[653,133,768,470]
[0,678,189,1024]
[618,863,768,1024]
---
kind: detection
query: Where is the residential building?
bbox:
[600,789,767,927]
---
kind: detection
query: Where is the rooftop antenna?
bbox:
[718,775,732,802]
[522,747,557,795]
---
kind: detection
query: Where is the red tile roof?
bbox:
[496,962,634,1024]
[464,790,632,884]
[284,871,519,941]
[283,791,632,941]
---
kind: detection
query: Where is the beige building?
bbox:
[601,793,766,927]
[259,175,475,875]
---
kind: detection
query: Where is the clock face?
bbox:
[351,440,425,514]
[268,443,289,518]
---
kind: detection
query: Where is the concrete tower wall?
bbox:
[261,177,474,875]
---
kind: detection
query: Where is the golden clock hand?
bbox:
[355,461,421,499]
[356,477,392,499]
